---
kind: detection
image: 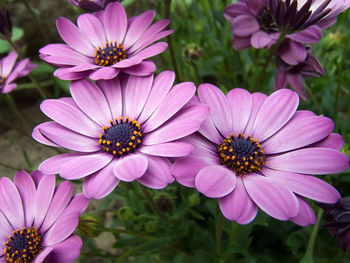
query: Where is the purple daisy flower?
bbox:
[0,51,37,93]
[0,170,89,263]
[39,2,173,81]
[69,0,122,12]
[172,85,349,225]
[32,71,208,199]
[224,0,350,50]
[275,43,324,99]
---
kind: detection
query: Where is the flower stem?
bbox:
[305,85,322,115]
[253,33,286,91]
[300,208,323,263]
[216,213,226,254]
[164,0,181,82]
[139,184,165,221]
[5,37,48,99]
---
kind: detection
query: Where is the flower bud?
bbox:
[183,43,202,61]
[117,206,135,222]
[78,214,103,237]
[188,193,200,207]
[155,193,173,213]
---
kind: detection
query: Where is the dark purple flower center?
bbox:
[99,117,143,157]
[0,75,6,88]
[94,41,127,67]
[4,227,42,263]
[217,133,265,176]
[259,7,278,32]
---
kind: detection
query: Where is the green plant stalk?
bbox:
[300,208,323,263]
[164,0,181,82]
[253,33,286,91]
[5,37,48,99]
[139,184,165,220]
[334,33,350,131]
[305,85,322,115]
[216,213,226,254]
[103,227,155,239]
[2,94,31,132]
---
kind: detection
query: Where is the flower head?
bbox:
[0,6,12,39]
[32,71,208,199]
[40,2,173,80]
[275,43,324,99]
[69,0,122,12]
[172,85,348,225]
[224,0,350,50]
[0,170,89,263]
[318,198,350,252]
[0,51,37,93]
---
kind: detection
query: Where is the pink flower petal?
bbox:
[278,40,307,65]
[129,42,168,62]
[195,165,236,198]
[274,70,287,91]
[43,235,82,263]
[290,197,316,226]
[103,2,127,43]
[77,13,106,48]
[97,78,122,119]
[140,142,193,157]
[289,25,322,44]
[252,89,299,142]
[33,247,54,263]
[311,133,344,150]
[138,155,173,189]
[243,175,299,220]
[0,177,24,229]
[14,171,36,227]
[70,79,112,127]
[83,161,120,199]
[89,66,120,80]
[0,211,13,242]
[232,15,259,37]
[219,176,258,224]
[265,148,349,175]
[243,92,267,136]
[39,152,86,175]
[39,44,91,65]
[232,36,252,50]
[251,31,274,48]
[1,51,18,77]
[121,60,156,76]
[113,154,148,182]
[198,83,232,137]
[32,122,61,147]
[226,88,252,135]
[60,152,113,180]
[143,82,196,133]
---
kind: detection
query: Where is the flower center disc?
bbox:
[259,7,278,33]
[99,117,143,157]
[94,41,127,67]
[4,227,42,263]
[217,133,265,176]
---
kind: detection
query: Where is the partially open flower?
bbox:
[275,43,324,100]
[40,2,173,80]
[0,170,89,263]
[0,6,12,40]
[69,0,122,12]
[0,51,37,93]
[224,0,350,50]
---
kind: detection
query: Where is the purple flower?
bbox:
[0,51,37,93]
[224,0,350,50]
[275,43,324,99]
[172,85,349,225]
[0,170,89,263]
[40,2,173,81]
[0,6,12,39]
[69,0,122,12]
[318,198,350,252]
[32,71,209,199]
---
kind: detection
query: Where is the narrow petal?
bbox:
[54,67,91,80]
[124,74,153,120]
[103,2,127,43]
[0,211,13,241]
[0,177,24,229]
[1,51,18,77]
[232,36,252,50]
[32,122,61,147]
[89,66,120,80]
[219,176,258,224]
[289,25,322,44]
[140,142,193,157]
[143,82,196,133]
[274,70,288,91]
[278,40,307,65]
[129,42,168,62]
[121,60,156,76]
[97,78,122,119]
[39,122,100,152]
[243,92,267,136]
[33,247,54,263]
[83,161,120,199]
[251,31,274,48]
[198,84,232,137]
[40,181,74,233]
[261,116,334,154]
[244,175,299,220]
[70,79,112,127]
[138,156,173,189]
[286,73,308,100]
[40,99,101,137]
[231,15,259,37]
[226,88,253,135]
[56,17,93,57]
[43,235,82,263]
[265,148,349,175]
[14,171,36,227]
[34,175,56,229]
[290,197,316,226]
[252,89,299,141]
[113,154,148,182]
[311,133,344,150]
[39,152,87,175]
[60,152,113,180]
[262,167,340,203]
[39,44,91,64]
[137,70,175,124]
[195,165,236,198]
[77,13,106,48]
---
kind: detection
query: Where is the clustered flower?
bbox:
[0,1,349,261]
